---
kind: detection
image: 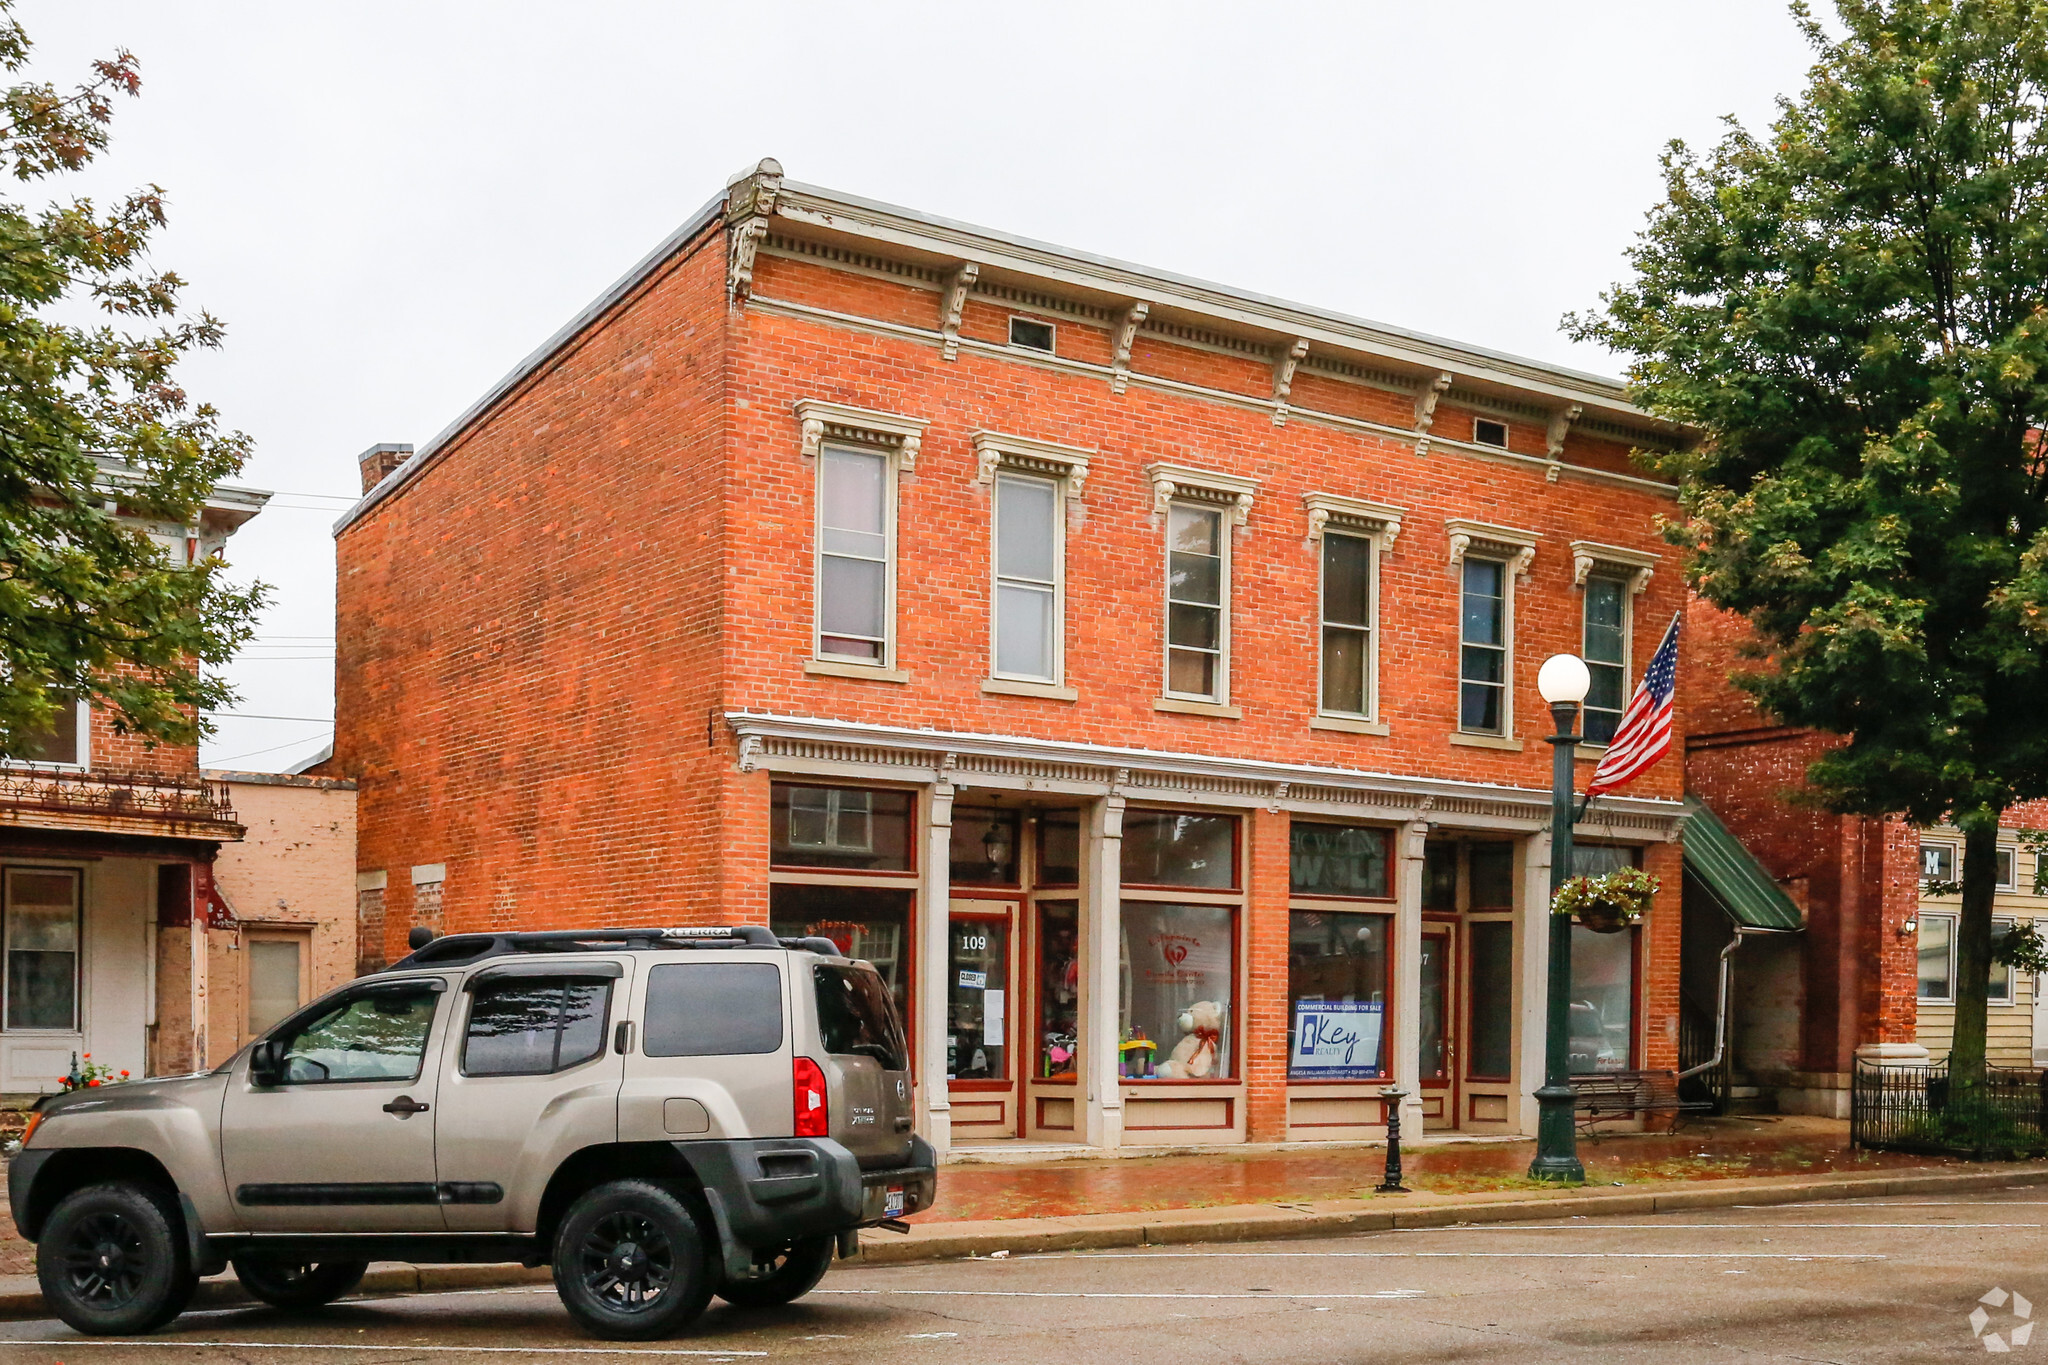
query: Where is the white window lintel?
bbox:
[1446,517,1538,577]
[1571,539,1658,594]
[793,399,930,470]
[1146,462,1257,525]
[1304,492,1405,554]
[972,430,1093,498]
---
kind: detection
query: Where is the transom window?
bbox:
[1459,558,1508,733]
[993,472,1062,682]
[1582,577,1629,745]
[816,445,894,664]
[1165,504,1227,701]
[1320,533,1373,717]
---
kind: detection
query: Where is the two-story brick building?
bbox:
[331,159,1699,1155]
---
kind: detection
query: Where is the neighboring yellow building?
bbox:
[200,770,358,1067]
[1913,825,2043,1068]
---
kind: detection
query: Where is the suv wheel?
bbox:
[552,1179,713,1340]
[232,1257,369,1309]
[717,1235,835,1309]
[37,1181,197,1335]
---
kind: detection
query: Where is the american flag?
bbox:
[1585,611,1682,799]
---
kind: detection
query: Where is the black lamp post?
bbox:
[1528,653,1589,1183]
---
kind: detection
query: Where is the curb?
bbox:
[0,1165,2041,1320]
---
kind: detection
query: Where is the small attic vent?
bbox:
[1009,317,1055,353]
[1473,418,1509,449]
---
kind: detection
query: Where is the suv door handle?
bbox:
[382,1096,430,1119]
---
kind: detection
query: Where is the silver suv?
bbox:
[8,925,936,1340]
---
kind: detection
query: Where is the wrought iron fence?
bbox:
[1851,1062,2048,1159]
[0,765,236,824]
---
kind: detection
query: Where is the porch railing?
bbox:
[1850,1062,2048,1159]
[0,765,237,825]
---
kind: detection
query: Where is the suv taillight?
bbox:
[793,1056,828,1137]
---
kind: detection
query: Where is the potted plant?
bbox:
[1551,866,1659,934]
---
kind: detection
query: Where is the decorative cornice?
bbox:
[1110,300,1150,395]
[1571,539,1659,594]
[1413,371,1453,457]
[1271,338,1310,427]
[1303,492,1405,554]
[1445,517,1539,578]
[1144,462,1258,525]
[792,399,930,469]
[971,430,1093,497]
[939,262,981,361]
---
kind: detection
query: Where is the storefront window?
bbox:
[5,868,79,1031]
[1569,926,1634,1073]
[949,807,1020,886]
[770,784,914,872]
[1290,824,1391,899]
[1287,910,1388,1079]
[948,916,1009,1079]
[1036,900,1079,1077]
[1423,842,1458,910]
[1121,901,1234,1078]
[1037,812,1080,886]
[1122,811,1237,888]
[1469,844,1515,909]
[1467,920,1513,1077]
[1572,843,1635,877]
[769,884,913,1023]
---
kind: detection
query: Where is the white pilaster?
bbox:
[1516,831,1552,1135]
[1082,791,1127,1150]
[1392,820,1426,1135]
[918,778,955,1157]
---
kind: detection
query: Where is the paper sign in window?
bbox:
[1289,999,1384,1079]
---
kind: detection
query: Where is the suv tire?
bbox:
[717,1235,835,1309]
[552,1178,714,1340]
[37,1180,197,1335]
[232,1257,369,1309]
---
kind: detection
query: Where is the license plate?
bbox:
[885,1186,906,1218]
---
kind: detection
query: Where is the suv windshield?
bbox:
[813,964,908,1070]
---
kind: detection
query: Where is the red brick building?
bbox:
[330,159,1698,1153]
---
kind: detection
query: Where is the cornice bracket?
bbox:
[1413,371,1453,457]
[1272,338,1310,427]
[1110,300,1150,395]
[940,262,981,361]
[724,158,784,308]
[1545,403,1583,485]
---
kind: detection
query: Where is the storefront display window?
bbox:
[1286,910,1388,1079]
[1122,811,1236,888]
[1036,900,1079,1077]
[1119,901,1234,1079]
[1469,844,1515,909]
[950,807,1021,886]
[1423,842,1458,910]
[1569,925,1634,1073]
[769,884,913,1022]
[770,784,914,872]
[948,916,1009,1079]
[1467,920,1513,1077]
[1290,824,1391,899]
[1037,812,1080,886]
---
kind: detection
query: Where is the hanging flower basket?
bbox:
[1551,867,1659,934]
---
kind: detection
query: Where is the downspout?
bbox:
[1677,926,1763,1082]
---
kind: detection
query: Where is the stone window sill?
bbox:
[981,678,1078,702]
[1311,714,1390,737]
[1449,731,1524,753]
[1154,697,1242,720]
[805,659,910,684]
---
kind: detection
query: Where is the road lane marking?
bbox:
[1397,1222,2036,1229]
[0,1342,767,1358]
[814,1289,1425,1300]
[1744,1201,2048,1207]
[1045,1251,1883,1260]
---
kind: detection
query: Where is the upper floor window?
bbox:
[1582,576,1629,745]
[3,689,84,769]
[816,445,894,665]
[1459,558,1508,734]
[993,472,1062,683]
[1166,504,1227,701]
[1995,848,2018,892]
[1921,843,1956,881]
[1320,533,1373,718]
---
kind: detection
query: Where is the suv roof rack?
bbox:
[380,924,847,973]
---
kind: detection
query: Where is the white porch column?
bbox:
[1516,831,1553,1135]
[1391,819,1426,1135]
[917,777,955,1157]
[1082,790,1126,1150]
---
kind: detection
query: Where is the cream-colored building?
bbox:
[1913,825,2046,1067]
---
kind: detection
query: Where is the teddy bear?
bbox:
[1153,1000,1224,1078]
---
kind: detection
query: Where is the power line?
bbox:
[204,711,333,723]
[204,730,332,766]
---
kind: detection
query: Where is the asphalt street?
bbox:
[4,1189,2047,1362]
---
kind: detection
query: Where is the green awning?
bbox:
[1682,796,1805,932]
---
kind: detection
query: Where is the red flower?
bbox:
[86,1079,100,1087]
[81,1053,90,1059]
[119,1070,129,1078]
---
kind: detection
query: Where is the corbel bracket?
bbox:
[1271,338,1310,427]
[1145,462,1258,527]
[793,399,931,470]
[1413,371,1453,456]
[724,157,784,308]
[971,430,1093,499]
[940,262,981,361]
[1545,403,1583,484]
[1570,539,1659,594]
[1445,517,1539,579]
[1110,301,1150,395]
[1303,492,1406,555]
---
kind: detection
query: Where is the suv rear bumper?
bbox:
[678,1136,936,1252]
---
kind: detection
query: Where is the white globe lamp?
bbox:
[1537,653,1591,706]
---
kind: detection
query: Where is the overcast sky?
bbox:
[20,1,1820,772]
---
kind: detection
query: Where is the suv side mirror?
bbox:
[248,1039,285,1087]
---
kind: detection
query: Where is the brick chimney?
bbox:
[358,443,413,493]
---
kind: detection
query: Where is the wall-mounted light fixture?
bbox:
[1899,916,1919,938]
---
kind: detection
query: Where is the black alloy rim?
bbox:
[578,1211,674,1312]
[61,1211,147,1305]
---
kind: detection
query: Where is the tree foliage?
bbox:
[1570,0,2048,1078]
[0,2,261,754]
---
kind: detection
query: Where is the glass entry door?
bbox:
[1418,922,1457,1127]
[946,900,1020,1140]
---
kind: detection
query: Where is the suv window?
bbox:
[276,983,440,1084]
[814,963,907,1069]
[463,977,612,1077]
[643,963,783,1058]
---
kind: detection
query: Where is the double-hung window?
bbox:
[1166,504,1227,700]
[1582,576,1628,745]
[1459,558,1508,733]
[993,472,1061,682]
[1320,533,1373,717]
[816,445,894,664]
[3,688,85,769]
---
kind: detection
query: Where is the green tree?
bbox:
[1571,0,2048,1082]
[0,2,260,756]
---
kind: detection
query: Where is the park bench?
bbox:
[1569,1068,1711,1137]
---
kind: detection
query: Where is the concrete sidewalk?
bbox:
[1,1157,2045,1321]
